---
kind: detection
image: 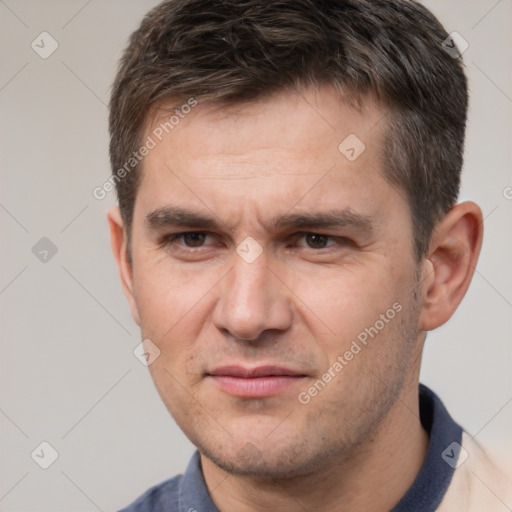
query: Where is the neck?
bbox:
[201,380,428,512]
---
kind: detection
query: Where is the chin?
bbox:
[196,432,342,480]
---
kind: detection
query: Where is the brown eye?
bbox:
[182,232,207,247]
[305,233,330,249]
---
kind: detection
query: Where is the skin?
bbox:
[109,86,483,512]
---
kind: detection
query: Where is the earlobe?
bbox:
[419,201,483,331]
[107,207,141,326]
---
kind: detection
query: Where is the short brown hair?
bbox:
[109,0,468,259]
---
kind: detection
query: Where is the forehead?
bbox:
[145,87,384,165]
[135,87,407,232]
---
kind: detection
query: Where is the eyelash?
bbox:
[163,232,213,249]
[161,231,352,251]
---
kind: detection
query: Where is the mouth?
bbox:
[206,365,306,398]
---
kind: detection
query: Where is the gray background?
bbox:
[0,0,511,510]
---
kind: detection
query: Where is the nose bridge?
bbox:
[214,252,290,340]
[229,254,271,315]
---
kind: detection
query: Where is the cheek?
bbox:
[131,258,215,361]
[289,263,401,348]
[133,251,204,322]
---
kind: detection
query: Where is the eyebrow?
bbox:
[269,210,375,235]
[146,207,219,230]
[145,207,375,236]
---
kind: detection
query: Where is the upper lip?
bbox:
[207,365,305,378]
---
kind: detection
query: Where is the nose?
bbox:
[212,253,293,342]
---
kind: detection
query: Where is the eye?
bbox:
[163,231,212,249]
[181,232,207,247]
[296,233,339,249]
[303,233,333,249]
[159,231,223,262]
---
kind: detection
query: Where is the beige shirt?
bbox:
[438,433,512,511]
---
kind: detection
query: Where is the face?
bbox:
[121,87,425,478]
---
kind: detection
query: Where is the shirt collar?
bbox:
[178,451,219,512]
[391,384,462,511]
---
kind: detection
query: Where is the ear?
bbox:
[418,201,483,331]
[107,207,140,326]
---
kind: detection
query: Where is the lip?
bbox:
[207,365,306,398]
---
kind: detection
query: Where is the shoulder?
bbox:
[438,433,512,512]
[117,474,182,512]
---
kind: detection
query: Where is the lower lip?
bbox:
[209,375,304,398]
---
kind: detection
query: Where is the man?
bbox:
[107,0,511,510]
